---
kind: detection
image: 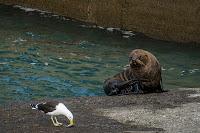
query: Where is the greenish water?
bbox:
[0,4,200,104]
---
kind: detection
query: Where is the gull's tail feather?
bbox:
[30,103,37,110]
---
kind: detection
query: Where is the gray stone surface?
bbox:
[0,88,200,133]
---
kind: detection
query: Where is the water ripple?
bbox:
[0,4,200,105]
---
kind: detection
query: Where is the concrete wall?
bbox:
[0,0,200,43]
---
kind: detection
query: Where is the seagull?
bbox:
[30,101,74,127]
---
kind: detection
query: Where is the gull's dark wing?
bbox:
[37,101,58,113]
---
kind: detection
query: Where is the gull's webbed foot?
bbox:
[56,123,63,126]
[53,123,61,127]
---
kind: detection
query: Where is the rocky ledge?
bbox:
[0,88,200,133]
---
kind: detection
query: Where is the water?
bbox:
[0,4,200,104]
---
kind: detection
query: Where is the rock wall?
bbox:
[0,0,200,43]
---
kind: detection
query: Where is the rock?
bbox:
[0,88,200,133]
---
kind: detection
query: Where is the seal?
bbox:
[103,49,163,96]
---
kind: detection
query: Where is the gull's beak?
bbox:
[70,119,74,125]
[66,119,74,127]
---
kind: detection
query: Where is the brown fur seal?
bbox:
[103,49,163,96]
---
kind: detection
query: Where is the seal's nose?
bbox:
[129,56,138,61]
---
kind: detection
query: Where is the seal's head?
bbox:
[129,49,148,68]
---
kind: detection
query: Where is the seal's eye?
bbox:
[138,56,142,60]
[138,55,148,65]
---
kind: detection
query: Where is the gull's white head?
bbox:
[56,103,74,127]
